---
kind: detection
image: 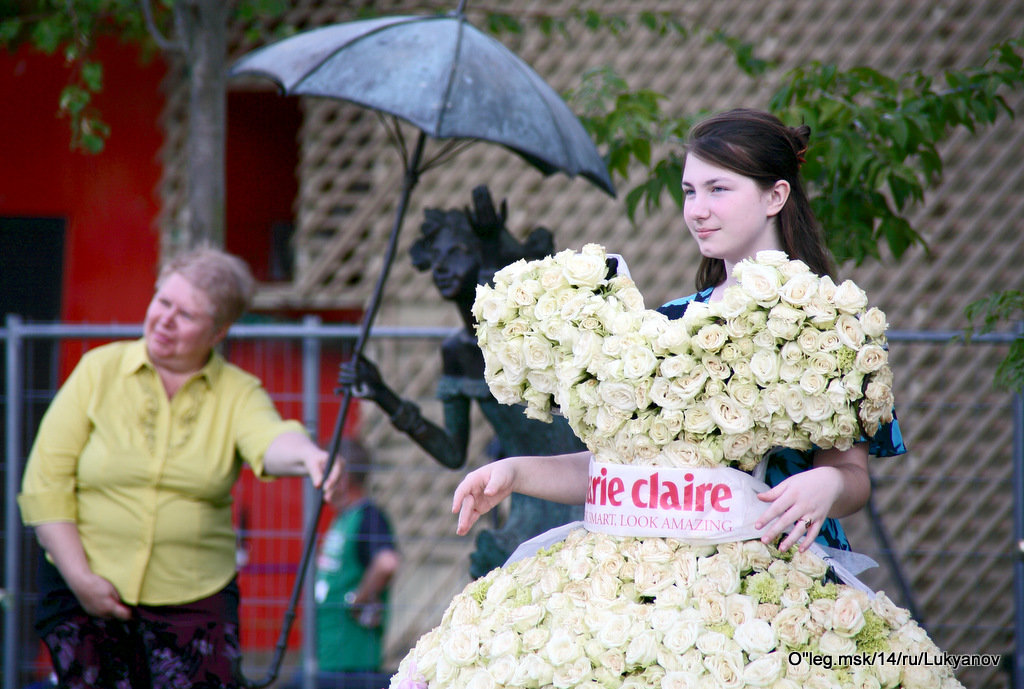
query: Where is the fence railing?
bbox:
[2,315,1021,689]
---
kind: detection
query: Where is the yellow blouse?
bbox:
[18,339,306,606]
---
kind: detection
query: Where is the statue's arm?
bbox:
[338,355,465,469]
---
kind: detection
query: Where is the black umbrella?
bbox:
[228,3,614,686]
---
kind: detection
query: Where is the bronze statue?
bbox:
[338,186,585,578]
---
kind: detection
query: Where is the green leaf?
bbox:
[59,85,90,116]
[30,17,66,54]
[81,61,103,92]
[0,18,23,45]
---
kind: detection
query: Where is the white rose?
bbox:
[510,603,545,632]
[702,355,731,381]
[847,668,883,689]
[795,327,821,355]
[870,591,910,629]
[803,394,833,423]
[743,652,785,686]
[754,250,791,267]
[718,285,756,318]
[694,323,729,353]
[681,299,714,331]
[804,667,842,689]
[771,606,811,647]
[545,629,584,667]
[855,343,888,373]
[750,349,782,385]
[650,378,688,410]
[596,613,633,649]
[767,315,801,341]
[860,306,888,338]
[753,327,778,349]
[808,351,837,376]
[702,652,745,689]
[805,296,838,326]
[659,438,700,467]
[509,278,543,307]
[622,342,660,380]
[807,597,834,630]
[734,618,778,657]
[779,272,819,307]
[900,665,940,689]
[447,595,482,627]
[779,385,806,423]
[522,651,554,686]
[521,626,550,652]
[552,656,592,688]
[660,353,697,379]
[799,370,828,396]
[833,279,869,314]
[817,629,857,656]
[721,431,756,463]
[464,667,497,689]
[779,586,809,608]
[598,380,638,412]
[832,592,867,637]
[676,367,710,400]
[486,628,521,659]
[707,395,754,435]
[786,552,827,577]
[475,291,515,325]
[563,250,608,288]
[724,593,757,627]
[443,624,481,666]
[625,628,660,668]
[538,263,568,290]
[727,379,760,409]
[836,314,866,348]
[661,670,701,689]
[657,321,693,354]
[701,558,742,595]
[697,590,729,625]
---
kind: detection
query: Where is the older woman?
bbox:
[18,247,332,688]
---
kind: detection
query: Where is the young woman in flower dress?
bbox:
[452,108,905,554]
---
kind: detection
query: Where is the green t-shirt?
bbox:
[314,501,394,672]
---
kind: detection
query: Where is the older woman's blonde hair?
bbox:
[157,246,255,326]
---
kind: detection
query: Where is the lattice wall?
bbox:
[157,2,1024,686]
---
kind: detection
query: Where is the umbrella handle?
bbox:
[234,130,428,689]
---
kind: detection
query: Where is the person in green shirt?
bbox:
[287,438,399,689]
[18,247,337,689]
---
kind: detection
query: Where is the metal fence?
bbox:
[2,315,1022,689]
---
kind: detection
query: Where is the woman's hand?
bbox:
[754,443,870,552]
[452,461,517,536]
[69,571,132,620]
[754,467,845,552]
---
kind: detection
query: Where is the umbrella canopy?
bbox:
[229,13,615,196]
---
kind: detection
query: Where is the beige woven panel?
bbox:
[155,1,1024,684]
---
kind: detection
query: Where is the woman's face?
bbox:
[144,272,227,373]
[430,229,481,301]
[681,154,786,265]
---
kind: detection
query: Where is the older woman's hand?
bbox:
[71,572,133,620]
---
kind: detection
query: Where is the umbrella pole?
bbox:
[236,130,428,689]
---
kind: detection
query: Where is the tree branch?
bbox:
[140,0,184,54]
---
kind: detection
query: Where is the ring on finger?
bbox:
[799,517,813,527]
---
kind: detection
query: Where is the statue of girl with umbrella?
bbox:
[338,185,586,578]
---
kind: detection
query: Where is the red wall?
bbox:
[0,38,165,322]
